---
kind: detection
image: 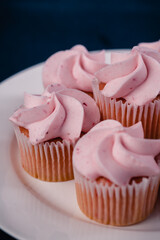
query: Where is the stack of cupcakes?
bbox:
[10,41,160,226]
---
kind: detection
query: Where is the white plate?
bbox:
[0,56,160,240]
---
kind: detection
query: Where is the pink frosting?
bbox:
[95,46,160,106]
[139,40,160,52]
[42,45,106,92]
[73,120,160,186]
[10,84,100,145]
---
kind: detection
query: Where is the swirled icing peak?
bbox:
[139,40,160,52]
[73,120,160,185]
[95,46,160,105]
[42,45,106,92]
[10,84,100,144]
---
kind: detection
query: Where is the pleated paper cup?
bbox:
[92,78,160,139]
[74,168,160,226]
[14,126,76,182]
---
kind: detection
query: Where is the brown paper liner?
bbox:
[14,126,76,182]
[92,79,160,139]
[74,169,160,226]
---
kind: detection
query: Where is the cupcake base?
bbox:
[14,126,76,182]
[84,91,93,98]
[92,79,160,139]
[74,169,160,226]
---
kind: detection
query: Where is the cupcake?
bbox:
[93,46,160,138]
[42,45,106,97]
[10,83,100,181]
[73,120,160,226]
[139,40,160,52]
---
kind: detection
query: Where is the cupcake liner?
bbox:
[14,126,76,181]
[92,78,160,139]
[74,168,160,226]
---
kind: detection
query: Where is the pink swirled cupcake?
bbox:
[10,83,100,181]
[42,45,106,96]
[73,120,160,226]
[139,40,160,52]
[93,46,160,138]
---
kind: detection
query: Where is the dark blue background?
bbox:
[0,0,160,239]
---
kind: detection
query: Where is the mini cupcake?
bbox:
[10,83,100,181]
[93,46,160,138]
[73,120,160,226]
[42,45,106,97]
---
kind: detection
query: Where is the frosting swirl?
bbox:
[95,46,160,105]
[73,120,160,185]
[139,40,160,52]
[42,45,106,92]
[10,84,100,144]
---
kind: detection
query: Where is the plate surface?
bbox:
[0,54,160,240]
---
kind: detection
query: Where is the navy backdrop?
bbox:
[0,0,160,239]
